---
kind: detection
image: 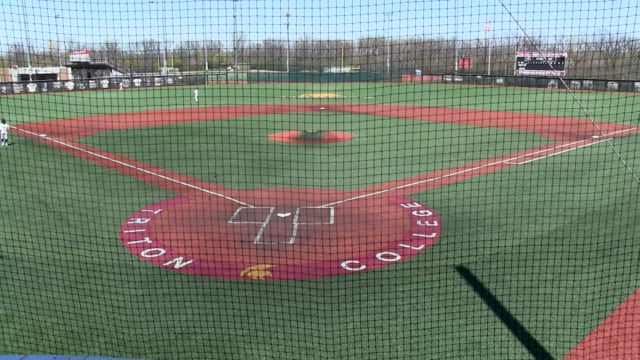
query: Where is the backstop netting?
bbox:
[1,1,639,359]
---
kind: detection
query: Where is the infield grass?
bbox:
[78,111,551,190]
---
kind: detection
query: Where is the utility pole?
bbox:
[55,14,63,67]
[385,12,393,77]
[203,2,209,84]
[150,1,168,75]
[484,21,492,76]
[233,0,238,69]
[19,0,33,81]
[285,10,291,72]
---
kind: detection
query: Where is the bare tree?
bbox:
[356,37,384,72]
[7,43,29,67]
[2,32,639,80]
[92,41,125,69]
[127,39,162,73]
[176,41,202,71]
[203,40,223,69]
[246,39,286,71]
[233,32,247,67]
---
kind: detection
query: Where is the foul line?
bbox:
[15,127,254,208]
[16,125,636,210]
[320,128,637,208]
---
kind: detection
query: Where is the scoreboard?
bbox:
[515,52,567,76]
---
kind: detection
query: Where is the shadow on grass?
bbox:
[455,265,555,360]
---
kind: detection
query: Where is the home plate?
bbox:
[39,133,48,137]
[591,135,601,139]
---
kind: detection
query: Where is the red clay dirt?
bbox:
[268,130,354,143]
[120,191,442,280]
[564,288,640,360]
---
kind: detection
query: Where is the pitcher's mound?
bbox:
[269,130,354,144]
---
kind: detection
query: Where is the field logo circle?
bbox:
[119,192,442,280]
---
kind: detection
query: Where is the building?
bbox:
[66,50,126,80]
[0,50,125,83]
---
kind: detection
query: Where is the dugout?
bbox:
[2,66,71,82]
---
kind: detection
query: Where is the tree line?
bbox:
[2,34,639,80]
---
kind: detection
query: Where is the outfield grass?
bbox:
[3,82,640,124]
[1,83,639,359]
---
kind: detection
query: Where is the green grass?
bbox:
[4,82,640,123]
[1,83,639,359]
[78,111,551,190]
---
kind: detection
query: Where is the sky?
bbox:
[1,0,639,52]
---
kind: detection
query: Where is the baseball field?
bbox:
[1,82,639,359]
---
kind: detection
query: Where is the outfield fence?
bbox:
[4,72,640,96]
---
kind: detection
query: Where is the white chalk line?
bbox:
[16,126,636,211]
[15,127,254,208]
[320,128,637,208]
[228,206,335,244]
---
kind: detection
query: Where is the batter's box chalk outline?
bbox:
[228,206,275,223]
[294,207,335,225]
[228,206,335,244]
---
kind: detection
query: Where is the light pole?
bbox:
[453,5,458,75]
[385,12,393,77]
[161,0,168,75]
[19,0,33,81]
[232,0,238,69]
[454,38,458,75]
[150,0,168,75]
[284,10,291,72]
[483,21,492,76]
[55,14,62,67]
[203,2,209,83]
[204,42,209,82]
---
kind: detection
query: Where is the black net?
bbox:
[1,1,639,359]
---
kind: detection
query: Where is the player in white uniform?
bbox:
[192,88,199,103]
[0,119,9,146]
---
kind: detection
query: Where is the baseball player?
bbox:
[192,88,199,103]
[0,119,9,146]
